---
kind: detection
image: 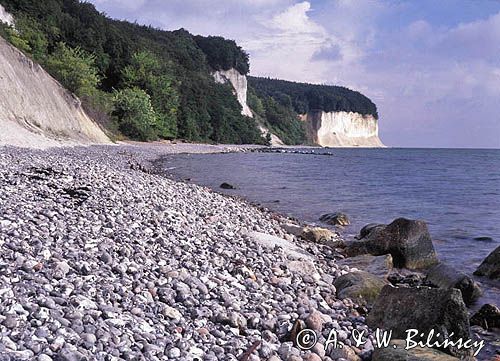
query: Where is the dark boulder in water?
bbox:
[319,212,350,226]
[470,303,500,330]
[474,245,500,280]
[356,223,385,240]
[424,263,482,306]
[220,182,235,190]
[473,236,494,242]
[367,286,472,358]
[347,218,439,269]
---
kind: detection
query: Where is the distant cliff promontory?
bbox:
[249,77,384,147]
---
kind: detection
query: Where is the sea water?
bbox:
[161,148,500,307]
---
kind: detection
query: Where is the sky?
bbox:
[88,0,500,148]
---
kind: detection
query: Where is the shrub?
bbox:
[113,87,158,141]
[44,42,100,97]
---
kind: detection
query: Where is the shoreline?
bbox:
[0,143,497,360]
[152,144,499,360]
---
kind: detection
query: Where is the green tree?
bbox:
[247,89,265,117]
[2,15,48,60]
[113,87,158,141]
[262,97,305,145]
[122,51,179,139]
[44,42,100,97]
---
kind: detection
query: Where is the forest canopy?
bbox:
[248,77,378,119]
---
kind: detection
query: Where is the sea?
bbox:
[160,148,500,307]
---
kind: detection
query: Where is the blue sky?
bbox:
[88,0,500,148]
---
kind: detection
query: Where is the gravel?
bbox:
[0,144,372,360]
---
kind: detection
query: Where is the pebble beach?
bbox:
[0,144,373,361]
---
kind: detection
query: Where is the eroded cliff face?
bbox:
[303,111,384,148]
[0,4,13,26]
[0,35,110,148]
[213,68,284,145]
[213,69,253,118]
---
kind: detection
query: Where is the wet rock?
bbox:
[473,236,494,242]
[334,271,388,306]
[473,245,500,280]
[220,182,235,189]
[425,263,482,306]
[470,304,500,330]
[300,227,344,248]
[281,223,306,236]
[372,339,459,360]
[337,254,393,279]
[319,212,350,227]
[356,223,385,240]
[347,218,438,269]
[387,270,426,287]
[367,286,471,358]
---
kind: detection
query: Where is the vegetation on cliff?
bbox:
[0,0,263,144]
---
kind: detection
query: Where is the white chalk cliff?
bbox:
[0,34,110,148]
[0,4,13,26]
[213,68,284,145]
[213,69,253,118]
[303,111,384,148]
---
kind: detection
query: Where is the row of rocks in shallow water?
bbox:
[0,145,375,361]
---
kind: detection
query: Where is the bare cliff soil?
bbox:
[0,36,110,148]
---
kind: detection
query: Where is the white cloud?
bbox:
[240,2,332,83]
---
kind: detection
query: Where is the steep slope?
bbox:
[213,68,285,145]
[0,1,265,145]
[213,69,253,118]
[0,35,110,148]
[0,3,12,25]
